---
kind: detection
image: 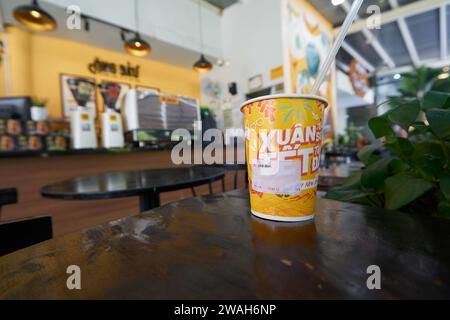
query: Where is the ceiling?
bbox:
[308,0,449,75]
[0,0,216,69]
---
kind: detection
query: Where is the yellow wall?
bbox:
[1,27,33,97]
[1,26,200,118]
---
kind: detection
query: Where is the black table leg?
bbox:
[139,190,160,212]
[208,181,213,194]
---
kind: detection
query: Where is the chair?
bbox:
[191,164,248,196]
[0,216,53,256]
[223,164,248,191]
[0,188,18,219]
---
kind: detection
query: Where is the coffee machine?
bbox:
[99,82,124,148]
[67,78,97,149]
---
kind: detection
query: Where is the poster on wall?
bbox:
[60,74,97,119]
[282,0,335,143]
[98,81,131,113]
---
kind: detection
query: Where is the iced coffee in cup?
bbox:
[240,94,328,222]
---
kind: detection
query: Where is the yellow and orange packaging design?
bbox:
[241,95,328,221]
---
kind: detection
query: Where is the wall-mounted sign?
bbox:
[88,57,140,78]
[349,59,369,97]
[270,66,284,80]
[248,74,263,92]
[60,73,97,119]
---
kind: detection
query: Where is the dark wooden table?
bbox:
[41,166,226,212]
[1,189,450,299]
[318,162,364,191]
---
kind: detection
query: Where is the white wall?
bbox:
[335,70,374,135]
[200,0,283,127]
[219,0,283,97]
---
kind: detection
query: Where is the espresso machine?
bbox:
[99,82,124,148]
[67,78,97,149]
[123,89,200,147]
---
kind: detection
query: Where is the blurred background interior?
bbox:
[1,0,449,236]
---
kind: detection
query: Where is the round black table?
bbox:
[2,189,450,299]
[41,166,226,211]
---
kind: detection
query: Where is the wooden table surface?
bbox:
[1,189,449,299]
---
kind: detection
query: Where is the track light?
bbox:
[83,17,90,32]
[13,0,57,32]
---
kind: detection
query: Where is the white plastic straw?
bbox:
[311,0,364,95]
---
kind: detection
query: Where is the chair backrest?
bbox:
[0,188,18,206]
[0,216,53,256]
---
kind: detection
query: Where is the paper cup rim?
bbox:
[240,94,328,113]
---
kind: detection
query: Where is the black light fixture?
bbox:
[194,54,213,73]
[123,0,151,57]
[13,0,57,32]
[124,32,151,57]
[83,16,90,32]
[193,0,212,73]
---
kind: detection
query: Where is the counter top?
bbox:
[0,147,165,159]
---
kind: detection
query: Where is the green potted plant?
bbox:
[31,97,48,121]
[325,66,450,218]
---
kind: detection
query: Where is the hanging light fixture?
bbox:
[124,0,151,56]
[13,0,57,32]
[124,33,151,56]
[193,0,212,73]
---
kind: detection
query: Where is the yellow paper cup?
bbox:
[241,94,328,222]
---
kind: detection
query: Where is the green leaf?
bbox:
[385,137,414,160]
[367,154,383,165]
[361,157,394,190]
[408,121,429,137]
[437,201,450,218]
[399,75,418,97]
[341,171,362,188]
[369,116,394,138]
[387,96,406,109]
[357,143,381,165]
[426,108,450,139]
[422,91,450,110]
[324,187,375,204]
[390,159,409,174]
[384,173,434,210]
[440,174,450,201]
[387,101,420,130]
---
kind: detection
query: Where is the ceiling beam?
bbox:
[440,4,448,60]
[388,0,421,67]
[341,41,376,73]
[336,0,448,35]
[342,1,395,68]
[376,57,450,77]
[336,60,350,73]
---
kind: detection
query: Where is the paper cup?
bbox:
[241,94,328,222]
